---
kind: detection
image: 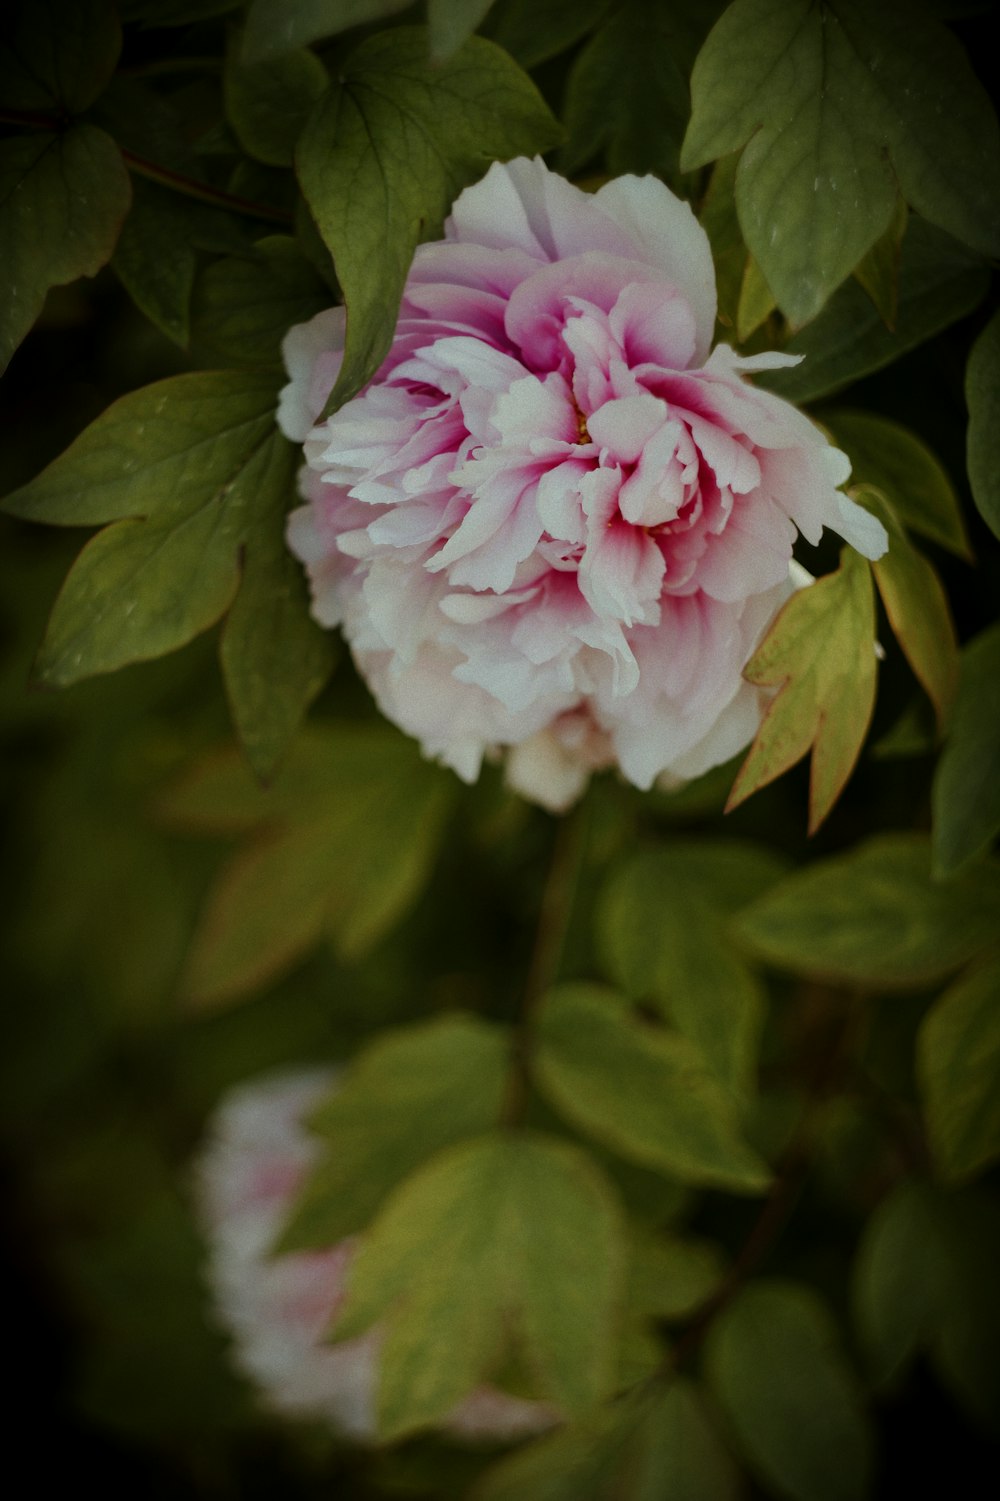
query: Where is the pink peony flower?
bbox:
[194,1069,556,1442]
[279,158,887,810]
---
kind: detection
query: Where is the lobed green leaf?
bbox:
[219,491,335,781]
[474,1378,738,1501]
[224,39,328,168]
[333,1130,625,1438]
[822,409,970,558]
[852,196,908,329]
[3,373,281,666]
[735,833,1000,989]
[706,1280,873,1501]
[852,1181,951,1384]
[855,486,959,731]
[683,0,1000,325]
[277,1013,510,1250]
[483,0,608,67]
[111,178,200,346]
[596,842,787,1105]
[852,1183,1000,1428]
[169,727,455,1006]
[535,984,770,1193]
[190,235,331,369]
[559,0,724,183]
[0,0,121,114]
[296,27,562,411]
[0,127,131,375]
[759,219,989,404]
[727,547,878,833]
[428,0,498,63]
[242,0,414,63]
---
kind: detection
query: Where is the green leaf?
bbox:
[706,1281,873,1501]
[276,1013,510,1250]
[164,727,455,1006]
[224,38,328,167]
[2,372,299,689]
[871,694,936,762]
[190,235,331,369]
[759,218,989,404]
[855,485,959,732]
[852,1181,951,1384]
[535,984,771,1193]
[852,1182,1000,1426]
[242,0,415,62]
[333,1130,624,1438]
[923,1190,1000,1431]
[852,197,908,329]
[0,0,121,113]
[932,623,1000,876]
[966,309,1000,540]
[682,0,1000,325]
[685,0,897,326]
[736,254,776,343]
[727,548,878,833]
[220,489,335,780]
[627,1382,741,1501]
[626,1227,723,1324]
[735,833,1000,989]
[698,154,744,337]
[822,409,971,558]
[474,1401,639,1501]
[111,178,199,346]
[296,27,562,411]
[0,127,131,375]
[474,1380,738,1501]
[428,0,497,62]
[484,0,608,68]
[597,842,787,1104]
[918,953,1000,1183]
[559,0,724,182]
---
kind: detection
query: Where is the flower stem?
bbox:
[501,805,588,1127]
[667,987,868,1371]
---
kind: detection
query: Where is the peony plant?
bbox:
[1,1,998,1497]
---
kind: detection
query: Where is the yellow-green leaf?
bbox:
[856,485,959,731]
[334,1131,625,1438]
[535,984,770,1193]
[727,548,877,833]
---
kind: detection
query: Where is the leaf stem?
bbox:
[118,57,222,78]
[120,148,293,224]
[501,804,588,1126]
[0,108,293,225]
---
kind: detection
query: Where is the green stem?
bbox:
[501,805,588,1127]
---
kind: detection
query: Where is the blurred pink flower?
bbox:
[194,1069,555,1442]
[279,158,886,810]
